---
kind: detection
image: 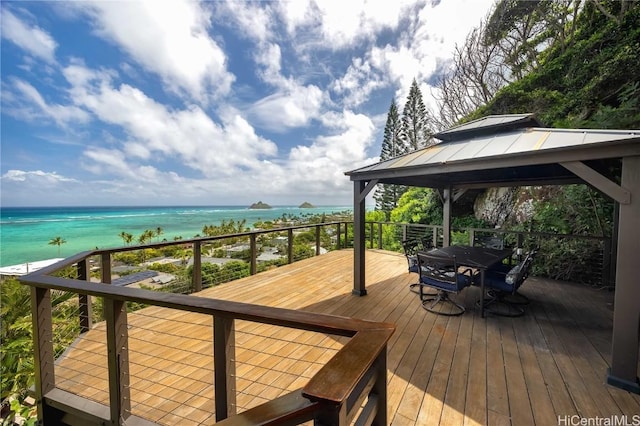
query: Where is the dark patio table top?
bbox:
[422,245,513,270]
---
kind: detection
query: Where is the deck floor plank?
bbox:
[50,249,640,425]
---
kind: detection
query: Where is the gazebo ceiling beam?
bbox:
[560,161,630,204]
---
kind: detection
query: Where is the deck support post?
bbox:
[104,299,131,422]
[371,347,388,426]
[250,234,257,274]
[315,226,321,256]
[193,241,202,291]
[77,259,92,333]
[31,287,58,423]
[288,229,294,264]
[214,316,236,420]
[607,155,640,394]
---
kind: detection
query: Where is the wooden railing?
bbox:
[20,220,612,424]
[20,221,394,425]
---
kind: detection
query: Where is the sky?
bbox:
[1,0,495,207]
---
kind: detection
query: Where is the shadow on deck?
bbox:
[53,249,640,425]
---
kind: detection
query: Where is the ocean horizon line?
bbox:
[1,204,353,209]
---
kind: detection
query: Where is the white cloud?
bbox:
[248,83,325,131]
[1,8,58,63]
[331,57,386,108]
[283,110,377,193]
[215,1,274,43]
[2,169,76,183]
[73,0,234,102]
[62,63,277,178]
[3,78,91,125]
[276,0,418,50]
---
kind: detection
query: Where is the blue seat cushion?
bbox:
[484,263,525,293]
[407,255,419,273]
[420,274,470,292]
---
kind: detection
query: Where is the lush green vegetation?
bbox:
[375,1,638,284]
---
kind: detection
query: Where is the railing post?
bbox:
[101,253,112,284]
[31,287,57,423]
[469,229,475,246]
[314,402,347,425]
[77,259,93,333]
[377,223,383,249]
[369,222,374,249]
[336,223,341,249]
[315,226,321,256]
[432,227,439,248]
[104,299,130,423]
[402,224,407,243]
[193,242,202,292]
[250,234,258,274]
[371,347,388,426]
[214,316,236,421]
[287,229,294,264]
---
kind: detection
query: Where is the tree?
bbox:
[48,236,66,256]
[400,79,433,152]
[155,227,164,242]
[119,231,133,246]
[374,99,405,219]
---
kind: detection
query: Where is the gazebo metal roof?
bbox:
[345,114,640,394]
[346,115,640,192]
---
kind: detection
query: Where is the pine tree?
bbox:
[374,99,405,219]
[400,78,433,152]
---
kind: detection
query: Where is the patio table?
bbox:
[423,245,514,317]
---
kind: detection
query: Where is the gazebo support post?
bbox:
[607,155,640,394]
[443,187,452,247]
[353,179,377,296]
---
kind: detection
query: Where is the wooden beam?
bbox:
[560,161,631,204]
[452,188,467,202]
[356,179,379,204]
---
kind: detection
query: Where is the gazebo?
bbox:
[345,113,640,394]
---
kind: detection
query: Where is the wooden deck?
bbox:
[54,249,640,425]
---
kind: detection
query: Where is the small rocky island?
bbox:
[249,201,272,209]
[298,202,315,208]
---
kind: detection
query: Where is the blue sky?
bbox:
[1,0,494,207]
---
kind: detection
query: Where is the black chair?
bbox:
[474,235,505,250]
[477,250,536,317]
[416,251,474,316]
[402,239,421,294]
[420,235,434,251]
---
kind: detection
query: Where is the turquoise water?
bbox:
[0,206,352,267]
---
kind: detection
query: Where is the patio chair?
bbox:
[476,250,536,317]
[402,239,421,294]
[420,235,434,250]
[416,251,475,316]
[475,235,505,250]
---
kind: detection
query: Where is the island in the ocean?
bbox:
[249,201,272,209]
[298,202,315,208]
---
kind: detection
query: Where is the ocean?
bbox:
[0,205,352,267]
